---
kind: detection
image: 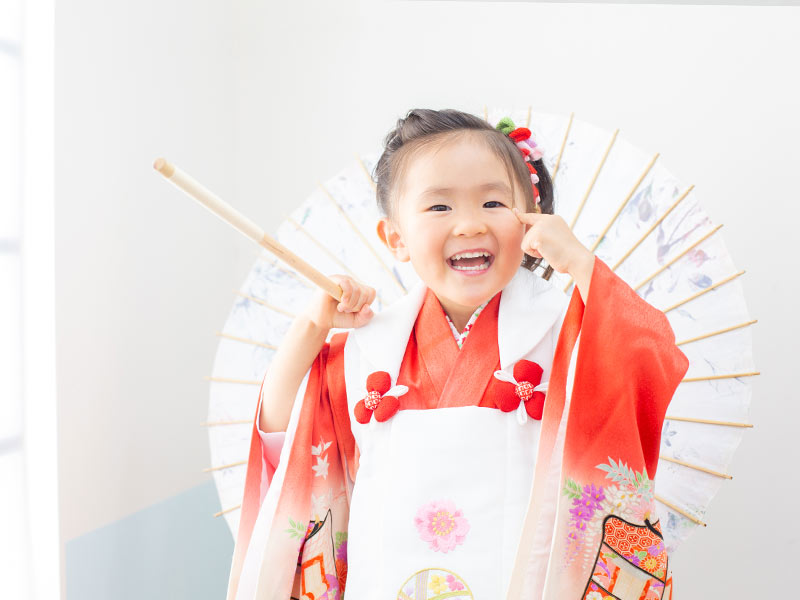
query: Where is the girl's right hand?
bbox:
[303,274,377,331]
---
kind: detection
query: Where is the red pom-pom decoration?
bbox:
[495,385,521,412]
[364,390,382,410]
[515,380,535,404]
[525,391,546,420]
[373,395,399,422]
[366,371,392,395]
[509,127,532,143]
[356,370,404,423]
[494,360,546,420]
[513,360,543,387]
[354,400,372,424]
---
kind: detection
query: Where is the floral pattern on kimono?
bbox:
[226,256,689,600]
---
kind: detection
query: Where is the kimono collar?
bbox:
[350,265,569,383]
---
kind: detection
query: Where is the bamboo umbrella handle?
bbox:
[153,158,343,301]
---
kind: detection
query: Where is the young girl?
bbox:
[226,109,689,600]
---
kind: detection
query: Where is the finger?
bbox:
[350,302,371,325]
[350,286,366,312]
[355,284,372,312]
[358,286,373,311]
[337,278,352,311]
[522,232,542,259]
[512,207,544,225]
[523,242,542,259]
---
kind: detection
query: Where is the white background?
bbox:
[53,0,798,597]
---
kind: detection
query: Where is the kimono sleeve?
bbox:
[565,254,691,482]
[528,256,690,600]
[254,422,285,496]
[226,332,354,600]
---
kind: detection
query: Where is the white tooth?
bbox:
[452,263,489,271]
[451,251,490,260]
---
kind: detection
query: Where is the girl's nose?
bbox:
[452,207,488,237]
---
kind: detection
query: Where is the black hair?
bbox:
[372,108,554,279]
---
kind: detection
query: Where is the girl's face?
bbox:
[377,134,528,321]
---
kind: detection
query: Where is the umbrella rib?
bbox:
[257,257,314,290]
[611,184,695,272]
[589,153,660,254]
[675,319,757,347]
[633,224,723,292]
[551,111,574,182]
[287,216,356,277]
[318,181,406,294]
[658,455,732,479]
[568,128,619,231]
[205,376,261,386]
[681,371,760,383]
[661,271,746,315]
[214,504,241,518]
[664,415,753,428]
[216,331,277,351]
[233,290,297,319]
[201,420,251,427]
[562,152,660,292]
[286,216,388,306]
[655,495,707,527]
[355,154,378,192]
[203,460,247,473]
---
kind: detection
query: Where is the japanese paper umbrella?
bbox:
[154,107,758,560]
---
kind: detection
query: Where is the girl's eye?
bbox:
[484,200,506,208]
[428,204,450,212]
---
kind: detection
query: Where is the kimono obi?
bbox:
[341,284,567,598]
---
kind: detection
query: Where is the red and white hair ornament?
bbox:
[495,116,544,206]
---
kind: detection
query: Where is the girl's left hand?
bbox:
[512,207,594,275]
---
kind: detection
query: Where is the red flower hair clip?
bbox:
[493,359,548,424]
[354,371,408,424]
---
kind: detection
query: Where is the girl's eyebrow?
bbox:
[418,181,512,198]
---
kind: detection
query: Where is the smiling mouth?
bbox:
[447,250,494,273]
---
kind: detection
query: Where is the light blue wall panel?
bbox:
[66,481,234,599]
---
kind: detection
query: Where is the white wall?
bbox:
[54,0,241,593]
[54,0,798,597]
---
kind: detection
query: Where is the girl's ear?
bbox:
[376,217,410,262]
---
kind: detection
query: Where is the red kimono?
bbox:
[226,255,689,600]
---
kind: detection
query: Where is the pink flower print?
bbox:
[687,248,709,267]
[569,483,604,528]
[336,540,347,562]
[446,574,465,591]
[323,573,339,600]
[648,541,664,556]
[629,494,654,522]
[583,483,605,511]
[414,499,470,553]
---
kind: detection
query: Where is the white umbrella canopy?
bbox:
[199,107,757,558]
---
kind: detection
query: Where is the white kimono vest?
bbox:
[341,266,571,598]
